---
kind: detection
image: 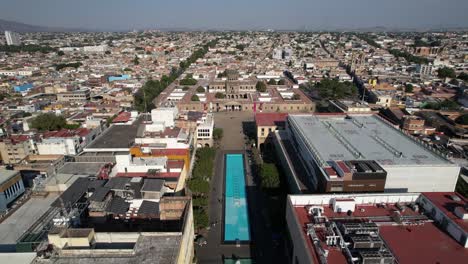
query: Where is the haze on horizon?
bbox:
[1,0,468,31]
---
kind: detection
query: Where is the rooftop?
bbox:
[141,179,165,193]
[85,115,144,150]
[255,112,288,127]
[379,224,468,264]
[289,114,452,166]
[42,128,90,138]
[0,194,58,245]
[112,112,131,123]
[0,169,19,185]
[57,162,108,176]
[33,234,181,264]
[291,193,468,264]
[422,192,468,232]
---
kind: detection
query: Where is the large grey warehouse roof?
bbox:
[289,114,452,166]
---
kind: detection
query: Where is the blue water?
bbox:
[224,154,250,242]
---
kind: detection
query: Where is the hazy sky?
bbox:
[1,0,467,30]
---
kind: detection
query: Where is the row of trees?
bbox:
[267,79,286,85]
[260,163,280,190]
[423,99,460,111]
[133,39,217,112]
[356,34,430,65]
[0,44,57,53]
[355,34,381,48]
[55,62,83,71]
[134,79,169,112]
[388,49,429,64]
[188,147,217,230]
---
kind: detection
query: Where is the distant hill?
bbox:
[0,18,467,33]
[0,18,88,32]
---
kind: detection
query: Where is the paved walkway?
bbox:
[196,112,284,263]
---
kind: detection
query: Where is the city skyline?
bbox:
[1,0,468,31]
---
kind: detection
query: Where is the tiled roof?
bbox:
[255,113,288,127]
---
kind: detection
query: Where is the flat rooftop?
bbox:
[292,195,468,264]
[58,162,108,175]
[34,234,181,264]
[85,115,145,149]
[0,194,58,245]
[289,114,451,166]
[0,170,19,185]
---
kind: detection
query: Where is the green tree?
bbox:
[256,81,267,92]
[437,67,456,79]
[213,128,223,141]
[196,86,205,93]
[315,78,358,100]
[388,49,428,64]
[458,72,468,81]
[133,55,140,65]
[268,79,277,85]
[31,113,67,131]
[55,62,82,71]
[260,163,280,190]
[405,83,414,93]
[291,93,301,100]
[106,114,118,126]
[217,70,227,78]
[133,79,165,112]
[440,99,459,110]
[455,114,468,125]
[424,99,459,111]
[235,44,246,51]
[192,197,208,208]
[180,78,197,86]
[0,44,57,54]
[57,50,65,56]
[215,92,225,99]
[278,79,286,85]
[191,94,200,101]
[449,79,460,86]
[188,178,210,194]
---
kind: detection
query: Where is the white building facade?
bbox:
[4,31,20,46]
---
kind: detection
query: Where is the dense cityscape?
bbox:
[0,14,467,264]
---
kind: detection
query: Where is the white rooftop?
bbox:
[289,114,453,166]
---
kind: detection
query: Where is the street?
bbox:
[196,112,286,264]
